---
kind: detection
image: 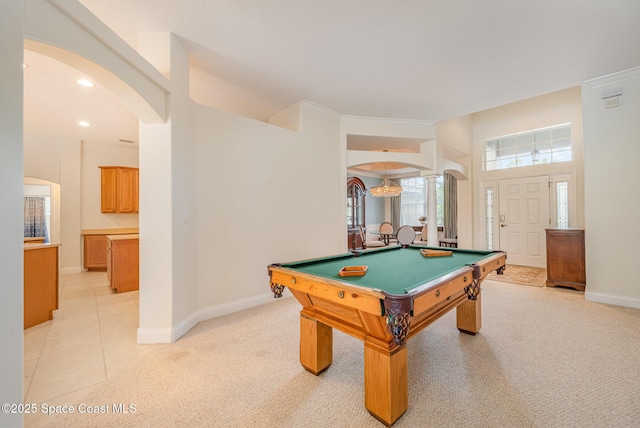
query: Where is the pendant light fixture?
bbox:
[369,163,402,198]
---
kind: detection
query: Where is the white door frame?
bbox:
[481,170,577,267]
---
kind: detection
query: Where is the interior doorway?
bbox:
[498,175,549,268]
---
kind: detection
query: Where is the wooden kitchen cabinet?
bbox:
[84,234,108,270]
[107,234,139,293]
[132,168,139,213]
[24,244,60,329]
[100,166,139,213]
[82,228,139,270]
[546,228,586,291]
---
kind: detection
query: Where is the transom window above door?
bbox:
[484,123,572,171]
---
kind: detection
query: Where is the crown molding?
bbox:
[300,100,342,120]
[583,66,640,89]
[341,115,436,127]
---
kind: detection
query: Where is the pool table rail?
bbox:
[269,266,387,315]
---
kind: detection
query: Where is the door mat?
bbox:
[487,264,546,287]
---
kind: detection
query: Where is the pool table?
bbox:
[268,244,506,426]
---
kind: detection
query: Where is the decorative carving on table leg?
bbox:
[385,310,411,346]
[464,278,481,301]
[270,282,284,298]
[382,293,413,346]
[464,264,482,301]
[267,264,285,298]
[497,265,506,275]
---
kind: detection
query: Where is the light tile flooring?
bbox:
[24,271,148,427]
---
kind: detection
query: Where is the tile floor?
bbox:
[23,271,149,427]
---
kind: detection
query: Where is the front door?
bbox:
[498,176,549,267]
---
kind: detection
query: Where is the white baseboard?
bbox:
[585,290,640,309]
[171,312,200,343]
[137,328,174,344]
[136,290,291,344]
[196,291,286,323]
[59,266,83,275]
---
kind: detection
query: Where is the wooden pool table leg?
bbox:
[364,342,408,426]
[456,292,482,334]
[299,313,333,375]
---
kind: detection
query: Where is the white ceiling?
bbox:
[24,1,640,157]
[23,50,139,147]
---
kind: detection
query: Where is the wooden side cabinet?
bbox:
[100,166,139,213]
[107,234,139,293]
[546,228,586,291]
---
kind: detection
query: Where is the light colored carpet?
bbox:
[35,281,640,428]
[487,263,547,287]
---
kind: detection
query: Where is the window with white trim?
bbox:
[400,177,425,225]
[400,176,444,226]
[484,123,572,171]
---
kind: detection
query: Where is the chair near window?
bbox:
[396,225,416,247]
[439,236,458,248]
[379,222,397,245]
[413,224,428,244]
[358,226,385,249]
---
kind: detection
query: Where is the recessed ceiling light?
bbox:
[77,79,94,87]
[78,121,91,127]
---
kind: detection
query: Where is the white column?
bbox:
[0,1,24,423]
[425,175,439,246]
[137,33,198,343]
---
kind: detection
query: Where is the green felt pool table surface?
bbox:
[281,245,496,295]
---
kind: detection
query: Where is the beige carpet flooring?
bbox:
[35,280,640,428]
[487,264,547,287]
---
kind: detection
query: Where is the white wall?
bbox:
[81,141,139,229]
[23,134,139,273]
[437,115,473,154]
[23,135,73,183]
[436,115,473,248]
[582,67,640,308]
[24,135,81,272]
[470,87,585,249]
[59,139,82,273]
[354,174,386,225]
[0,1,24,425]
[196,102,343,317]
